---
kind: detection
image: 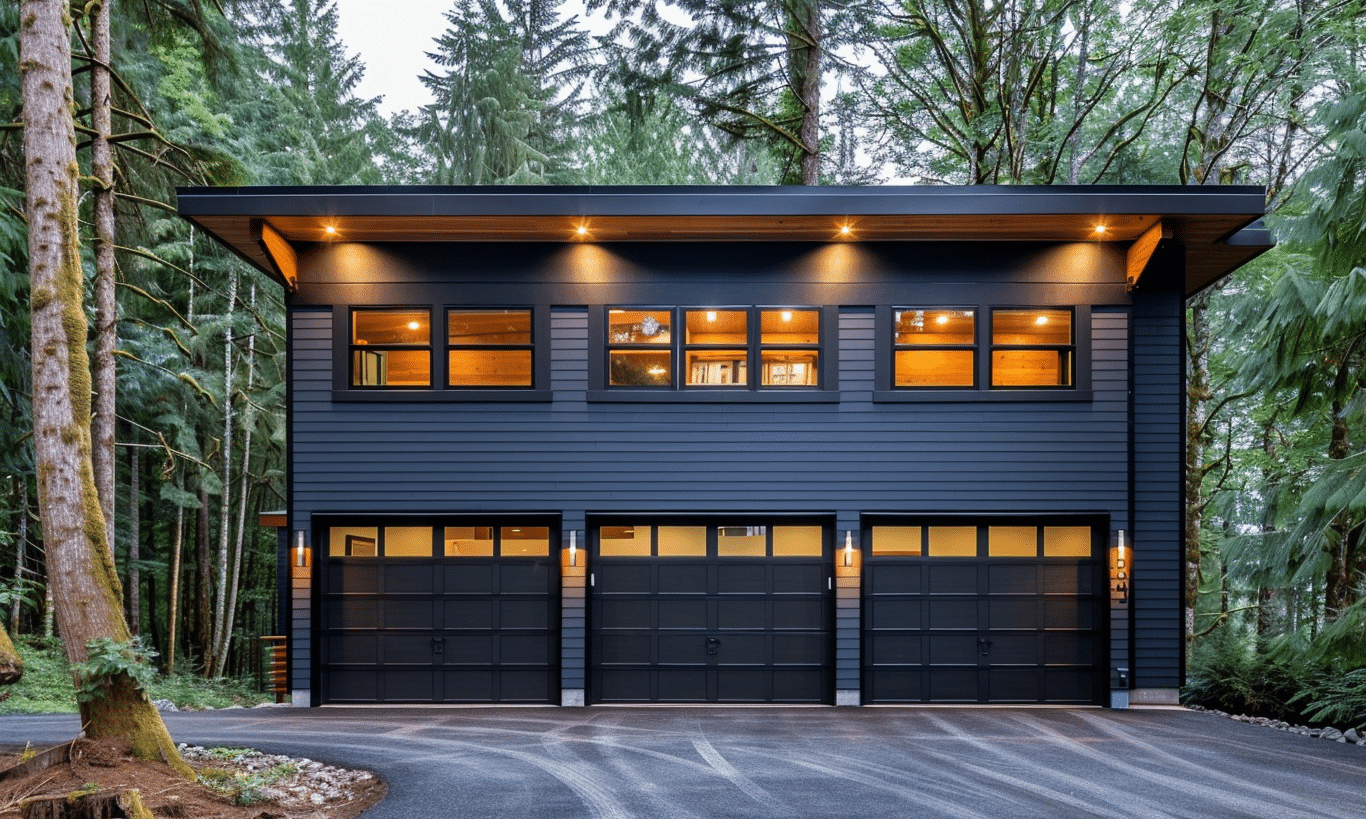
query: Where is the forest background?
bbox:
[0,0,1364,724]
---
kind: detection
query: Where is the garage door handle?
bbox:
[432,638,446,655]
[978,637,992,657]
[707,637,720,656]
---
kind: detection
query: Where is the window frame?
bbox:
[890,306,979,390]
[874,304,1092,403]
[596,305,833,399]
[988,306,1077,390]
[333,304,551,402]
[445,307,536,389]
[347,306,435,390]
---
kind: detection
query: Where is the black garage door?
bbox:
[590,522,833,703]
[862,521,1106,704]
[321,522,559,703]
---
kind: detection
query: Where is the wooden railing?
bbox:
[259,635,288,703]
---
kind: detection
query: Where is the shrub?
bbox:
[1183,633,1319,723]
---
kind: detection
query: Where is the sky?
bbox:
[333,0,450,116]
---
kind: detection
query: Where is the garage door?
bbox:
[321,522,559,703]
[590,522,833,703]
[862,521,1105,704]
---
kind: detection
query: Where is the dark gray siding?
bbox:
[1130,290,1184,688]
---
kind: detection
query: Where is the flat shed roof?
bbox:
[177,185,1272,297]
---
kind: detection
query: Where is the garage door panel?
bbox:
[717,565,767,593]
[773,599,827,629]
[329,599,378,629]
[717,599,767,628]
[498,670,555,701]
[444,564,492,593]
[500,635,554,664]
[331,563,378,593]
[1041,564,1087,594]
[381,670,434,701]
[1044,633,1094,665]
[927,565,977,593]
[656,634,707,663]
[658,565,708,593]
[988,635,1039,664]
[989,599,1038,628]
[773,564,823,592]
[929,600,977,628]
[327,670,378,701]
[988,565,1037,594]
[599,634,652,665]
[657,599,707,628]
[657,669,707,701]
[870,634,921,665]
[444,635,494,664]
[869,598,921,629]
[988,669,1041,701]
[927,669,977,701]
[384,565,434,593]
[772,633,827,665]
[599,669,652,700]
[501,599,551,629]
[928,635,978,665]
[869,669,922,701]
[329,635,378,664]
[500,564,555,593]
[1044,668,1099,701]
[599,564,651,593]
[386,600,434,629]
[773,670,825,701]
[718,669,769,700]
[872,565,921,594]
[599,599,651,629]
[383,634,438,664]
[445,599,493,629]
[443,670,494,700]
[718,634,767,664]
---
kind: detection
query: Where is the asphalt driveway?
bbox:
[3,707,1364,818]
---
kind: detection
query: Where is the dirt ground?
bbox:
[0,738,386,819]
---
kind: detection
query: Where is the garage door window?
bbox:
[598,524,824,557]
[870,524,1097,559]
[328,526,436,557]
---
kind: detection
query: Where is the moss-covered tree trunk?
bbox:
[21,0,190,778]
[0,621,21,684]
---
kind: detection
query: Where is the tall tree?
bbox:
[21,0,188,771]
[592,0,836,184]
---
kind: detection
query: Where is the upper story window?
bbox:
[608,306,821,389]
[447,309,533,387]
[351,308,432,387]
[991,308,1074,388]
[348,306,538,392]
[892,306,1075,390]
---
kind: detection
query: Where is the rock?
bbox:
[1345,729,1361,744]
[152,699,179,712]
[1321,728,1344,741]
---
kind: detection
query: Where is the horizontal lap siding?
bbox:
[291,309,1130,519]
[1131,290,1183,688]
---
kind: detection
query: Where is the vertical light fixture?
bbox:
[569,529,577,566]
[844,531,854,567]
[294,530,308,567]
[1114,529,1128,603]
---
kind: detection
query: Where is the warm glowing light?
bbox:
[576,225,588,236]
[844,531,853,567]
[1035,315,1049,325]
[324,225,337,235]
[781,310,793,322]
[706,310,717,322]
[407,321,421,331]
[647,366,666,376]
[1094,224,1107,235]
[935,314,949,325]
[839,224,852,235]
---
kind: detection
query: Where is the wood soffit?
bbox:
[177,186,1272,297]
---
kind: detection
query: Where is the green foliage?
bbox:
[198,760,297,805]
[73,638,160,703]
[1183,634,1319,722]
[1298,667,1366,730]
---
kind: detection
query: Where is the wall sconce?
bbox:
[293,529,309,568]
[844,531,854,567]
[569,530,578,567]
[1112,529,1128,604]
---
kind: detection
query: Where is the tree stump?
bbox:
[19,789,152,819]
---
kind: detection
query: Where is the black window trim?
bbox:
[874,304,1092,403]
[332,304,552,402]
[591,304,837,402]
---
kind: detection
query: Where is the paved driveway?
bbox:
[4,707,1364,818]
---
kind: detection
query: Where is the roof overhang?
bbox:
[176,185,1273,297]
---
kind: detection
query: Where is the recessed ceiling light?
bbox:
[1036,315,1049,325]
[839,224,852,236]
[408,321,421,331]
[706,310,717,322]
[324,225,337,235]
[1094,224,1107,235]
[576,225,588,236]
[936,315,949,325]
